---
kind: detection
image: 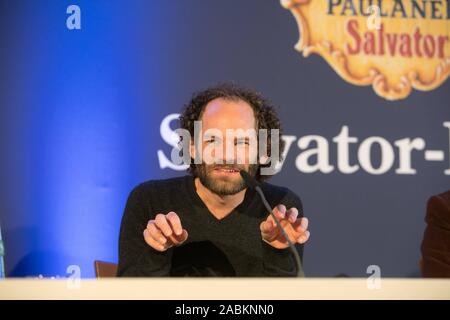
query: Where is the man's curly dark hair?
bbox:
[179,82,285,181]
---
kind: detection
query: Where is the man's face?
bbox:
[191,98,259,196]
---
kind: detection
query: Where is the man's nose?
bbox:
[221,140,237,164]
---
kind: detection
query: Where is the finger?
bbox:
[166,211,183,236]
[286,207,299,223]
[294,217,309,232]
[168,229,189,246]
[297,230,310,244]
[147,221,167,245]
[273,204,286,220]
[260,221,278,243]
[301,217,308,229]
[260,220,275,234]
[263,213,276,229]
[155,213,173,237]
[143,229,166,251]
[180,229,189,242]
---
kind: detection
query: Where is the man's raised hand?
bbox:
[260,204,310,249]
[143,211,188,251]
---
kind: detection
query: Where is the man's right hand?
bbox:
[143,212,188,252]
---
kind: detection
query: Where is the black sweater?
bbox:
[117,175,304,277]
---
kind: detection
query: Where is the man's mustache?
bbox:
[207,164,245,171]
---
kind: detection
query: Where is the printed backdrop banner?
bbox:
[0,0,448,277]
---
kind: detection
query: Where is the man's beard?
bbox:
[195,163,259,196]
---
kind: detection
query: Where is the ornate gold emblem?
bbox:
[281,0,450,100]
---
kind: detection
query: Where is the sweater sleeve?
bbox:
[421,191,450,277]
[117,184,173,277]
[261,191,305,277]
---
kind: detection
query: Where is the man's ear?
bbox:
[190,140,196,164]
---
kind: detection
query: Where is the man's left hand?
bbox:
[260,204,310,249]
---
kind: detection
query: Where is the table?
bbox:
[1,278,449,299]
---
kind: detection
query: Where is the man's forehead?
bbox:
[201,98,255,129]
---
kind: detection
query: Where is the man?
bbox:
[421,190,450,277]
[117,83,310,277]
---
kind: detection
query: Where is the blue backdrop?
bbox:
[1,0,449,278]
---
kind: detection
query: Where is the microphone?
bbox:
[240,170,305,277]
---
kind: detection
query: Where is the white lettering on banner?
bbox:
[295,135,334,174]
[157,114,189,170]
[157,114,450,175]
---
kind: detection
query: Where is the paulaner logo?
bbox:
[281,0,450,100]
